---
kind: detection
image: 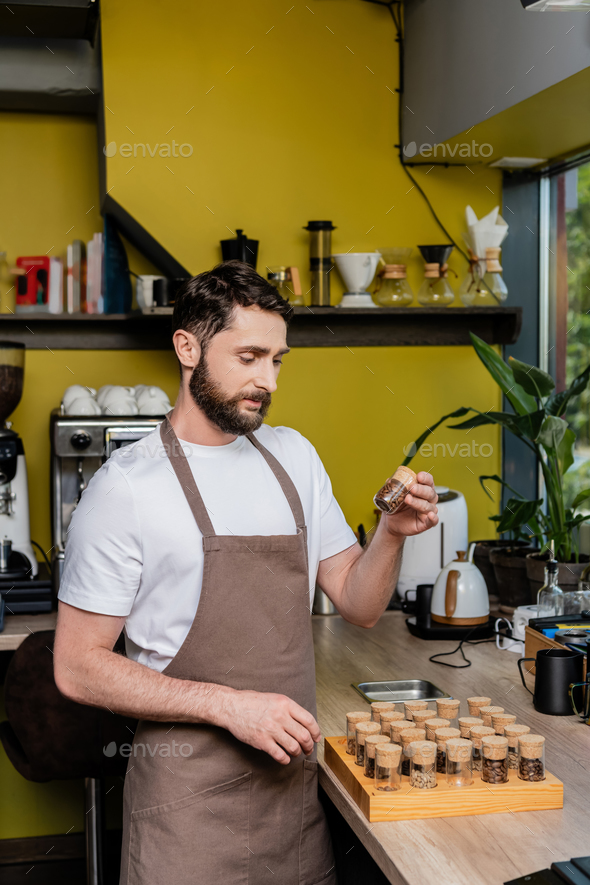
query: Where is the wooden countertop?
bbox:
[313,611,590,885]
[0,612,57,651]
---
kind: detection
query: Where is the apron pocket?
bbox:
[128,771,251,885]
[299,760,336,885]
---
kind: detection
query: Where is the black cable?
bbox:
[31,540,52,575]
[429,628,510,669]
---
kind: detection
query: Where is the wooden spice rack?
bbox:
[324,736,563,823]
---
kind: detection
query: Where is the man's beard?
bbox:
[188,355,272,435]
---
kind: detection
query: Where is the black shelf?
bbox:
[0,306,521,350]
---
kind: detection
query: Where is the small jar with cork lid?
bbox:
[400,728,425,776]
[371,702,396,724]
[458,716,483,739]
[346,712,371,756]
[412,709,435,729]
[504,724,530,769]
[479,705,504,728]
[491,712,516,736]
[380,710,405,736]
[434,727,461,773]
[404,700,428,721]
[375,742,403,792]
[446,738,474,787]
[467,697,491,718]
[364,734,391,779]
[518,735,545,782]
[470,725,495,771]
[390,720,413,746]
[409,740,438,789]
[355,721,381,767]
[436,698,461,728]
[481,735,509,784]
[425,718,450,742]
[374,466,417,515]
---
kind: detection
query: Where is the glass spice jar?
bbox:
[446,738,474,787]
[424,718,450,742]
[374,466,417,515]
[400,728,426,776]
[355,721,381,767]
[434,727,461,773]
[346,712,371,756]
[479,705,504,728]
[504,724,530,770]
[467,697,492,718]
[469,725,495,771]
[458,716,483,739]
[404,700,429,722]
[371,701,397,724]
[491,712,516,736]
[412,709,435,729]
[389,720,413,746]
[380,710,405,735]
[364,734,391,779]
[409,741,438,789]
[481,736,509,784]
[436,698,461,728]
[375,742,403,792]
[518,734,546,782]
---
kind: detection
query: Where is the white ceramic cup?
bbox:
[66,396,101,416]
[63,385,96,412]
[138,398,171,416]
[103,397,139,416]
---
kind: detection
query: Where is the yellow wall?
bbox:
[0,0,505,839]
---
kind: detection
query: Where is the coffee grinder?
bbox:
[0,341,38,579]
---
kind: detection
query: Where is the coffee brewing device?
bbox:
[50,410,164,591]
[305,221,335,306]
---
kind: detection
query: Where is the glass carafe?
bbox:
[373,247,413,307]
[417,245,454,306]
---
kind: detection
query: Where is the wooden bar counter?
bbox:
[313,611,590,885]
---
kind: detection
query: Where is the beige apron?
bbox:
[119,417,336,885]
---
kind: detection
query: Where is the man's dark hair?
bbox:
[172,260,292,350]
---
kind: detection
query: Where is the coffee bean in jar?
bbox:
[434,727,460,773]
[504,724,530,770]
[467,696,492,718]
[400,728,425,776]
[375,742,403,792]
[479,705,504,728]
[458,716,483,738]
[346,711,371,756]
[379,710,405,735]
[517,734,545,782]
[355,721,381,767]
[364,734,390,779]
[469,725,495,771]
[374,466,417,514]
[408,740,438,789]
[491,712,516,736]
[424,718,450,742]
[481,735,509,784]
[371,701,396,724]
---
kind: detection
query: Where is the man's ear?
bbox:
[173,329,201,370]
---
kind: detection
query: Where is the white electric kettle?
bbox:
[430,544,489,626]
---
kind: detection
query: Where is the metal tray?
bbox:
[351,679,451,704]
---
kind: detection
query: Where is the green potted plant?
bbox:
[402,333,590,605]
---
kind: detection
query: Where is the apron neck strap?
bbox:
[160,415,306,536]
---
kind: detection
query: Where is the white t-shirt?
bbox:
[58,424,356,672]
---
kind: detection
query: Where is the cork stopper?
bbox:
[436,698,460,719]
[404,700,428,720]
[482,735,508,760]
[375,742,403,766]
[434,727,460,750]
[392,465,417,487]
[469,725,495,749]
[365,734,391,758]
[346,712,372,726]
[467,696,491,716]
[485,247,502,273]
[371,702,396,723]
[518,734,545,759]
[400,727,426,750]
[356,721,381,746]
[425,718,450,741]
[412,709,435,727]
[491,713,517,734]
[382,264,407,279]
[424,262,441,278]
[380,711,405,733]
[446,737,473,763]
[479,705,504,726]
[374,466,417,514]
[458,716,483,737]
[504,724,530,746]
[390,720,413,741]
[408,740,437,766]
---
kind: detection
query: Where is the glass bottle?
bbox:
[481,736,509,784]
[371,701,396,724]
[504,724,530,770]
[355,721,381,767]
[446,738,473,787]
[364,734,390,779]
[374,248,414,306]
[375,743,402,791]
[346,711,371,756]
[517,734,545,782]
[537,559,564,617]
[434,728,460,773]
[469,725,495,771]
[435,698,460,729]
[409,740,438,789]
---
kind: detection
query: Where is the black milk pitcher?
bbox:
[518,648,585,716]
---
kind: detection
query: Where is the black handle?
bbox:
[518,657,535,695]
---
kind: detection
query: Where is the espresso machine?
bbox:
[51,410,164,593]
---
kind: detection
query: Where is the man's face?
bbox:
[188,305,289,435]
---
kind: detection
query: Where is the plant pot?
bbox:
[489,546,538,614]
[525,552,590,600]
[473,539,532,605]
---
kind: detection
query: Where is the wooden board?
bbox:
[324,736,563,823]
